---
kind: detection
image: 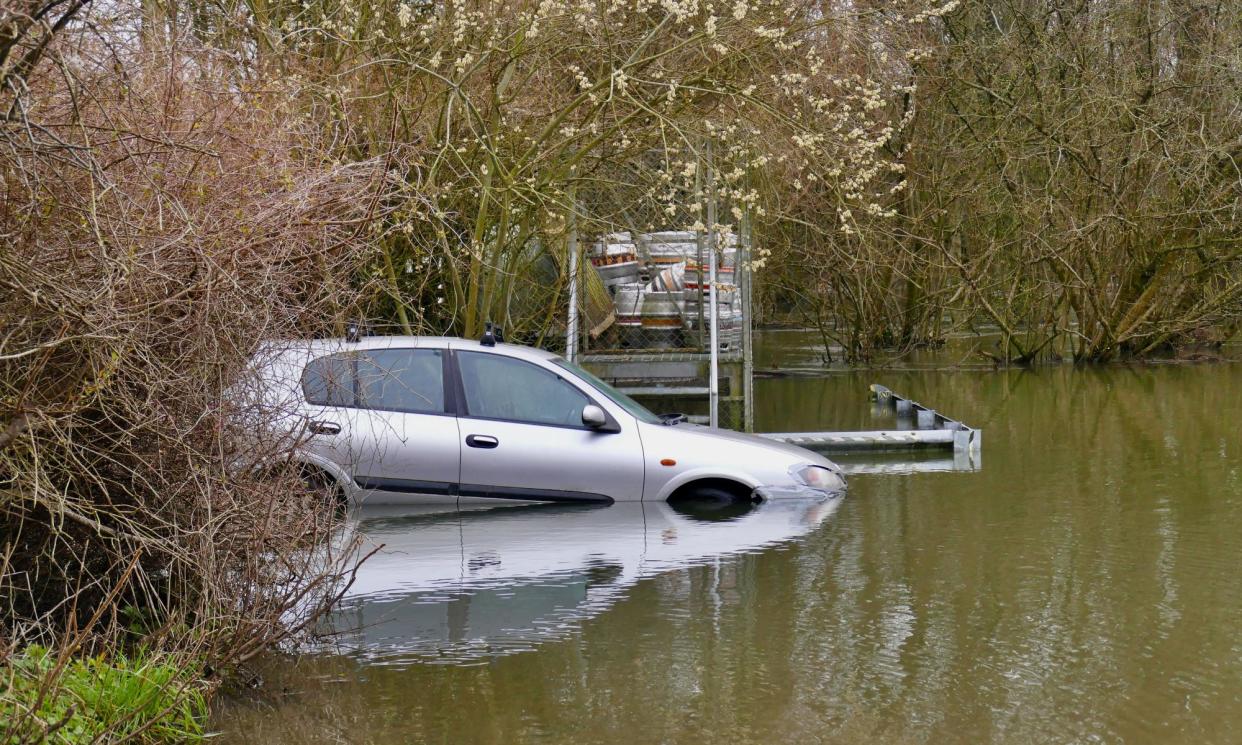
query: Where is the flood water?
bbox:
[214,333,1242,744]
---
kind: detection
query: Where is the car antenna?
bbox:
[480,321,496,347]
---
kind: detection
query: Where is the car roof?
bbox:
[260,335,562,365]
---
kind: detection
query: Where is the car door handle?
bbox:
[307,420,341,436]
[465,434,499,449]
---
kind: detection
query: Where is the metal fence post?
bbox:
[694,158,706,349]
[566,205,579,363]
[741,209,754,432]
[706,142,719,428]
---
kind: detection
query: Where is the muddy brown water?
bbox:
[213,333,1242,744]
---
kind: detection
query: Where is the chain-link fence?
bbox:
[570,225,754,430]
[581,230,746,355]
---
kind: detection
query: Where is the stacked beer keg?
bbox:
[683,233,737,289]
[682,233,741,351]
[589,232,641,289]
[638,262,686,349]
[642,230,697,267]
[613,282,646,348]
[590,229,744,351]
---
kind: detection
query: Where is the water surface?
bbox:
[215,337,1242,744]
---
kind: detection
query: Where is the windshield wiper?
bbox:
[658,413,687,425]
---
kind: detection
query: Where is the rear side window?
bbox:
[457,351,589,427]
[302,349,445,414]
[302,354,355,406]
[357,349,445,413]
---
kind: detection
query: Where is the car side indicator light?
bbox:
[660,458,676,467]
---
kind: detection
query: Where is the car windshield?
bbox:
[551,358,662,425]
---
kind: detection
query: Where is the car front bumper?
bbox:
[752,481,846,501]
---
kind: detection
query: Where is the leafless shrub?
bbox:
[0,14,400,735]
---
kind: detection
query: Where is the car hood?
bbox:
[662,423,839,468]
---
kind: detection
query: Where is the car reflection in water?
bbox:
[320,496,842,666]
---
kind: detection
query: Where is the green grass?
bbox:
[1,645,206,743]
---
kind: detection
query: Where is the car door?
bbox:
[301,346,461,505]
[452,349,645,504]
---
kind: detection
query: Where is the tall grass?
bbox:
[1,646,206,743]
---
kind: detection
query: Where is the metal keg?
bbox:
[638,290,685,349]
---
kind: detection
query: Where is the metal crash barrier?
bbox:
[759,384,982,471]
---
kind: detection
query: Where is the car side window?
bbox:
[357,349,445,414]
[302,353,356,407]
[302,349,445,414]
[457,351,590,427]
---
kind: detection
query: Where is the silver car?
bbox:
[254,335,845,506]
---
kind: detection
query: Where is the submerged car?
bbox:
[252,335,845,506]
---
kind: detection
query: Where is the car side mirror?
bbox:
[581,404,608,429]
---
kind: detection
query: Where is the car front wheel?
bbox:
[668,485,757,522]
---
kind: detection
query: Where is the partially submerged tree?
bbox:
[914,0,1242,363]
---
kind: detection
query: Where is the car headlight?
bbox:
[791,464,843,489]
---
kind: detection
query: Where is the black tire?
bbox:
[668,486,756,522]
[298,465,347,510]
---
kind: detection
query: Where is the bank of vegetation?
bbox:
[0,3,394,739]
